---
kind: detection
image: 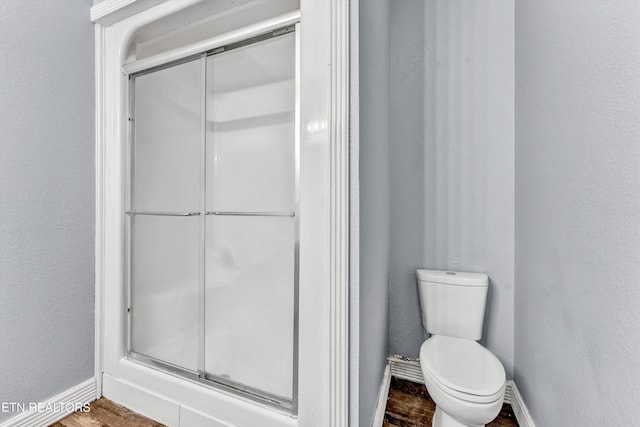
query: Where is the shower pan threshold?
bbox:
[128,351,294,412]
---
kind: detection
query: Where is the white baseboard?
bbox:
[388,355,424,384]
[504,380,513,404]
[508,381,535,427]
[0,378,97,427]
[371,365,391,427]
[387,357,535,427]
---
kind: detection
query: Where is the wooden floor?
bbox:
[384,377,519,427]
[52,378,518,427]
[51,398,165,427]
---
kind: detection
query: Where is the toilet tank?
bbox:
[416,269,489,341]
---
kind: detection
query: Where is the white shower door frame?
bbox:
[92,1,349,426]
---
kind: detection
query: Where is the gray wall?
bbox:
[514,1,640,425]
[387,0,428,362]
[388,0,515,376]
[0,1,95,422]
[358,0,390,426]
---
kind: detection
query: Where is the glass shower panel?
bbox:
[206,33,296,213]
[130,215,200,370]
[129,56,202,372]
[204,32,296,400]
[133,59,201,212]
[205,215,295,399]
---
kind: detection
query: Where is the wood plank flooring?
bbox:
[384,377,519,427]
[51,398,165,427]
[52,378,518,427]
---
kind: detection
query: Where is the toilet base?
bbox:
[432,406,484,427]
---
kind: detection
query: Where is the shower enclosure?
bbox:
[126,27,298,410]
[95,0,348,424]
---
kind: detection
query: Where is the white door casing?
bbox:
[92,1,349,426]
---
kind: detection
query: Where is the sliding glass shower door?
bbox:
[126,29,297,410]
[129,59,202,372]
[205,32,296,401]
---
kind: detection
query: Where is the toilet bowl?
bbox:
[416,269,506,427]
[420,335,505,427]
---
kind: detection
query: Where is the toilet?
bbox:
[417,269,506,427]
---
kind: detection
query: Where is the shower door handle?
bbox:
[205,211,295,217]
[126,211,201,216]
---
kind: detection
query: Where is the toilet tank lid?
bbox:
[416,269,488,287]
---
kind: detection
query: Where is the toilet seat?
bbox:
[420,335,505,404]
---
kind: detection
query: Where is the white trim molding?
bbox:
[328,0,350,425]
[0,379,97,427]
[90,0,168,26]
[94,22,106,402]
[372,366,391,427]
